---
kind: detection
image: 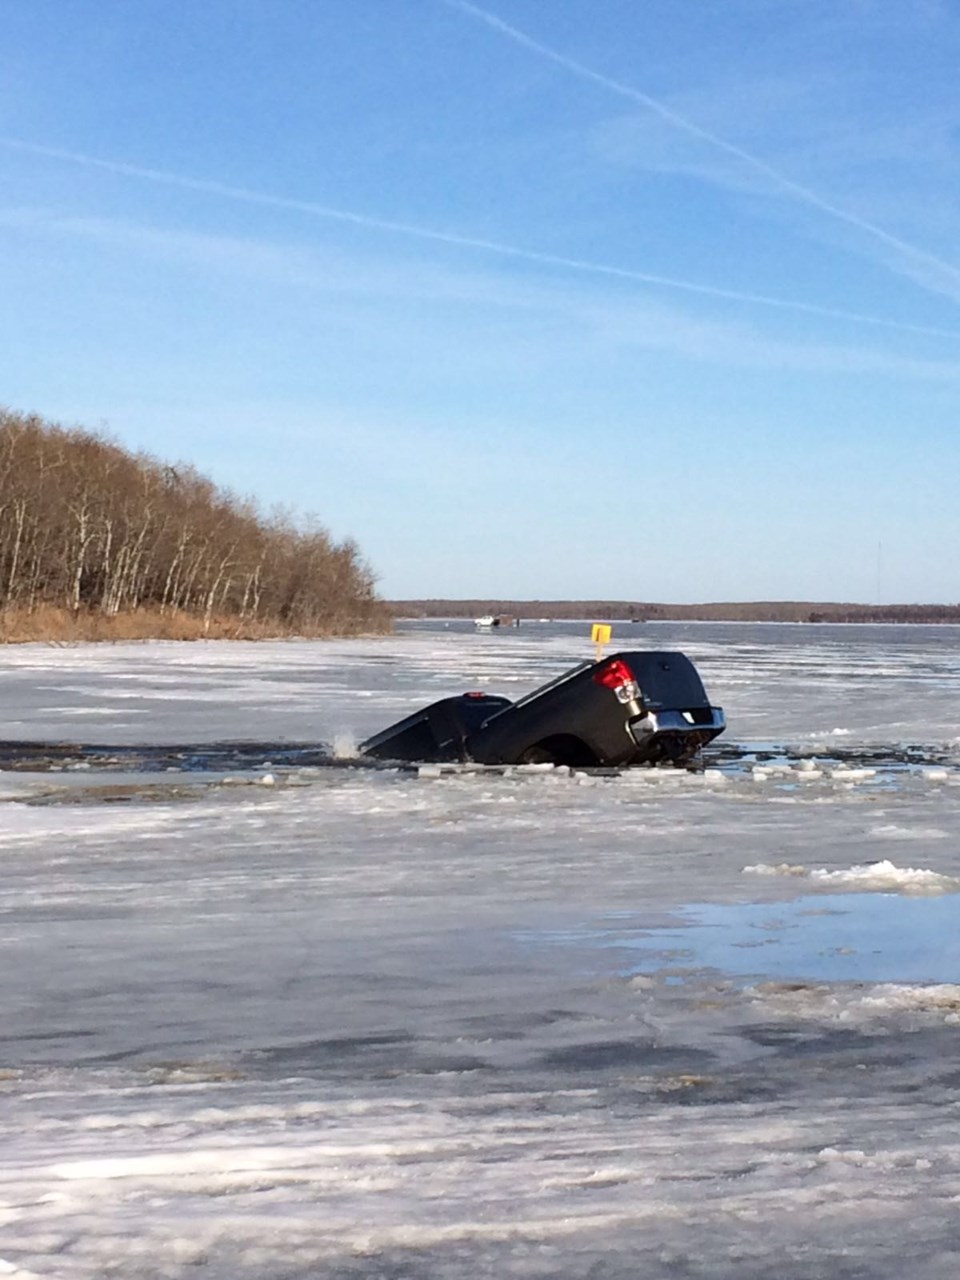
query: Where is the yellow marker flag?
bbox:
[591,623,612,661]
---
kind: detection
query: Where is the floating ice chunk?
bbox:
[743,862,807,877]
[871,823,949,840]
[812,1147,929,1171]
[0,1261,48,1279]
[752,979,960,1021]
[744,859,960,895]
[817,1147,870,1166]
[259,773,275,786]
[924,768,949,782]
[861,983,960,1015]
[628,974,657,991]
[617,768,654,784]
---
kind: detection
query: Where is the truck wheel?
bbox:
[516,736,597,767]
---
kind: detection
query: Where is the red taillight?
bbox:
[593,658,635,690]
[593,658,640,704]
[463,691,487,699]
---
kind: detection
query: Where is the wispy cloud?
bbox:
[2,136,959,342]
[442,0,960,295]
[4,204,960,384]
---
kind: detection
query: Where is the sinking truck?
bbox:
[359,650,725,768]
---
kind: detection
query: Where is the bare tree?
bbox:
[0,408,389,635]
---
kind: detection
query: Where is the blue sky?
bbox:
[2,0,959,602]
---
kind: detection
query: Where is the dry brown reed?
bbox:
[0,606,390,645]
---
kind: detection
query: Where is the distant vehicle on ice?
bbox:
[474,614,518,629]
[359,650,725,768]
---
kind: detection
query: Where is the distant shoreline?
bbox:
[389,600,960,625]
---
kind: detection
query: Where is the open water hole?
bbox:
[528,893,960,986]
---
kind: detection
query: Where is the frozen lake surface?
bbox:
[2,620,960,1278]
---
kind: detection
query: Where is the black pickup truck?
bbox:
[359,650,725,768]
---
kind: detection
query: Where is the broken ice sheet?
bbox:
[3,620,960,1278]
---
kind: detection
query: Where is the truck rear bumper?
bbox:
[629,707,726,763]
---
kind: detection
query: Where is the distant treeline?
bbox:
[0,408,389,638]
[392,599,960,625]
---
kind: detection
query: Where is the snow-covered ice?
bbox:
[2,619,960,1277]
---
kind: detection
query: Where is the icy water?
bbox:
[2,620,960,1278]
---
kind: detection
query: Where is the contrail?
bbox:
[443,0,960,290]
[3,136,960,340]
